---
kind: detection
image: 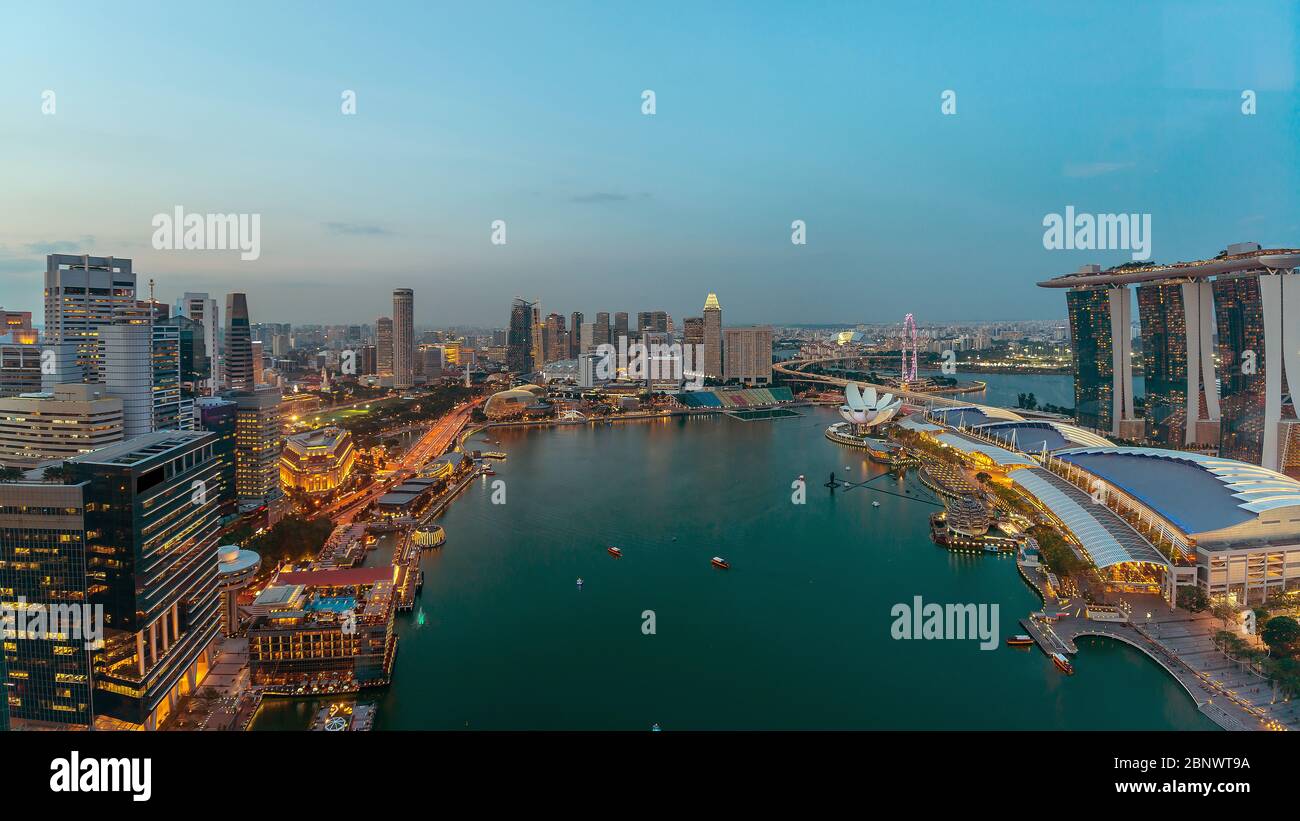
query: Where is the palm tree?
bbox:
[0,466,23,483]
[42,465,66,483]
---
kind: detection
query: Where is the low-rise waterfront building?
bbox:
[247,566,397,690]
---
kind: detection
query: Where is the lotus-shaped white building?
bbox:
[838,382,902,429]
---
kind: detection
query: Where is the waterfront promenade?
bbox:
[1016,553,1291,732]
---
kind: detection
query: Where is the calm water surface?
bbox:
[254,395,1212,731]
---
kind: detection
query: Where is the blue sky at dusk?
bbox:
[1,0,1296,327]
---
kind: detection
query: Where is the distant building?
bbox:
[392,289,415,389]
[723,325,773,385]
[507,298,535,373]
[702,293,722,378]
[233,389,284,519]
[178,292,220,392]
[0,383,124,468]
[43,254,136,382]
[224,293,255,391]
[376,316,394,377]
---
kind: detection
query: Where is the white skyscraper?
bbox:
[179,292,220,392]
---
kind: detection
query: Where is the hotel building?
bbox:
[280,426,356,495]
[723,325,773,386]
[247,566,398,689]
[1041,244,1300,473]
[393,289,415,389]
[702,294,722,379]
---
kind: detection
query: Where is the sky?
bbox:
[1,0,1297,329]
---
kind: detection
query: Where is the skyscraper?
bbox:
[376,316,394,377]
[98,323,153,438]
[507,298,535,373]
[1214,274,1270,465]
[723,326,773,385]
[594,312,611,348]
[569,311,584,358]
[67,430,227,729]
[702,293,723,379]
[233,389,284,520]
[1064,286,1135,436]
[179,292,219,392]
[392,289,414,389]
[531,306,546,372]
[545,313,566,363]
[43,254,136,382]
[224,293,254,391]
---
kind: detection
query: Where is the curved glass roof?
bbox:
[1010,467,1170,569]
[935,432,1035,467]
[975,420,1112,453]
[1054,447,1300,535]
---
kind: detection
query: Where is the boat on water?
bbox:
[872,500,881,508]
[1006,635,1034,647]
[711,556,730,570]
[576,577,584,587]
[482,466,496,476]
[1051,652,1074,675]
[607,546,622,558]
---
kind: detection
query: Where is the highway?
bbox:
[316,399,483,525]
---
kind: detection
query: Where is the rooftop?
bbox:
[1054,447,1300,536]
[1038,246,1300,289]
[1010,467,1170,569]
[68,429,210,467]
[975,420,1112,453]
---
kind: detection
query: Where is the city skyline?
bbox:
[2,2,1297,326]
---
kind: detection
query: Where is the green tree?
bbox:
[1262,615,1300,656]
[1177,585,1210,613]
[0,466,23,483]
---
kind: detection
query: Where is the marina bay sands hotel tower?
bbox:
[1040,242,1300,477]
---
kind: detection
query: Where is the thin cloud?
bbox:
[322,222,393,236]
[23,236,95,254]
[1062,162,1134,179]
[570,191,650,204]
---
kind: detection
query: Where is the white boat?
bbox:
[872,501,881,508]
[576,578,584,587]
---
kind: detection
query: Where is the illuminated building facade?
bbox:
[66,430,228,730]
[280,426,356,495]
[247,567,397,689]
[233,389,284,518]
[43,254,136,382]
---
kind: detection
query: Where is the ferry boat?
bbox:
[1051,652,1074,675]
[1006,635,1034,647]
[482,466,496,476]
[607,546,622,558]
[711,556,730,570]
